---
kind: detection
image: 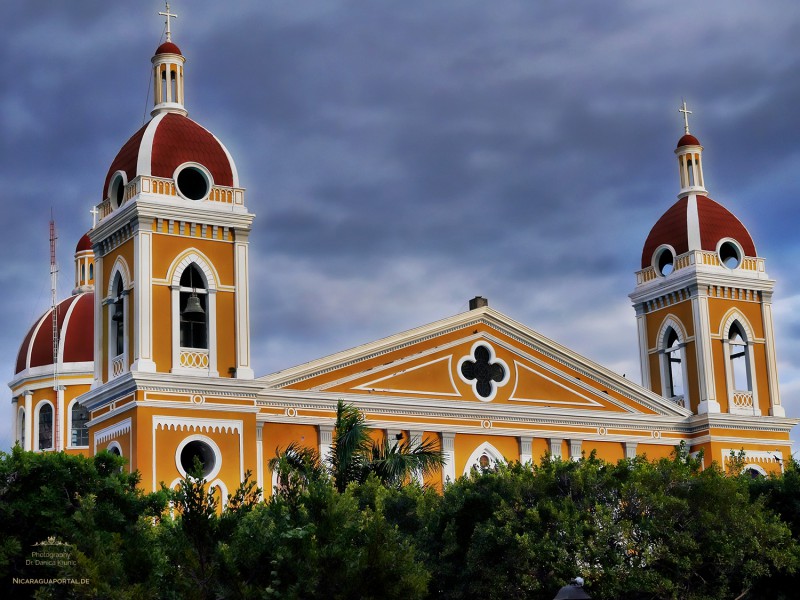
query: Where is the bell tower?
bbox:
[630,104,784,419]
[90,10,255,385]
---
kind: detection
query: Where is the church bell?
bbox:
[111,302,124,322]
[182,292,205,322]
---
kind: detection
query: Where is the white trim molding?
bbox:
[94,417,132,446]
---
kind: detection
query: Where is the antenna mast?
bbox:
[50,214,61,449]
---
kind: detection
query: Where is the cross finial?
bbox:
[89,206,99,229]
[159,2,178,42]
[679,100,692,135]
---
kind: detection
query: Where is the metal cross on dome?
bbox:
[460,344,507,399]
[679,100,692,135]
[159,2,178,42]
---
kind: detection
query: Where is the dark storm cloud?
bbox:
[3,1,800,450]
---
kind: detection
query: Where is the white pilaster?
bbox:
[691,287,720,413]
[207,289,218,376]
[441,432,456,484]
[234,232,254,379]
[56,387,65,451]
[93,254,104,386]
[624,441,638,460]
[131,223,156,372]
[256,424,264,499]
[170,285,180,371]
[635,309,651,389]
[549,438,563,460]
[24,392,33,451]
[519,436,533,465]
[12,397,18,445]
[409,430,424,484]
[318,425,333,465]
[761,294,784,416]
[569,440,582,461]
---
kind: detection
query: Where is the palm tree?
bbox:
[268,441,326,497]
[272,401,445,494]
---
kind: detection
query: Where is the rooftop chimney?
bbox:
[469,296,489,310]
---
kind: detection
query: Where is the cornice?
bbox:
[78,372,263,411]
[631,267,775,305]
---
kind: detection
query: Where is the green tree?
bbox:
[419,449,798,600]
[156,467,260,600]
[0,446,167,598]
[221,475,430,599]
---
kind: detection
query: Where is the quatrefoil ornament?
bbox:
[457,342,510,401]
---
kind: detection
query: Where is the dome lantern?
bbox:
[151,3,187,117]
[674,101,706,197]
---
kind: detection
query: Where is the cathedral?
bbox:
[8,13,797,501]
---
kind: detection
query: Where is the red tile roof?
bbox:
[15,293,94,374]
[641,196,756,269]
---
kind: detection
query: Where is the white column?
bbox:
[131,223,156,372]
[549,438,563,460]
[256,424,264,499]
[24,392,33,451]
[318,425,333,465]
[234,231,254,379]
[441,432,456,484]
[519,436,533,465]
[692,287,720,413]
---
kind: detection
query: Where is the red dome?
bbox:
[641,196,756,269]
[76,232,92,253]
[155,41,182,56]
[15,293,94,375]
[677,134,701,148]
[103,112,238,199]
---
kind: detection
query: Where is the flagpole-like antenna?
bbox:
[50,212,61,449]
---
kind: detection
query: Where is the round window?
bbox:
[180,439,217,477]
[654,246,675,276]
[719,241,742,269]
[109,172,127,209]
[176,165,211,201]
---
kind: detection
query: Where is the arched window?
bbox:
[659,322,688,407]
[179,264,208,349]
[38,403,53,450]
[170,254,218,376]
[724,317,758,414]
[665,328,683,399]
[112,274,125,357]
[89,263,94,280]
[462,442,505,476]
[728,323,751,392]
[70,401,89,447]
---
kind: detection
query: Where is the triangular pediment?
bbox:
[259,307,690,418]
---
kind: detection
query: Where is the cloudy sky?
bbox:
[2,1,800,451]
